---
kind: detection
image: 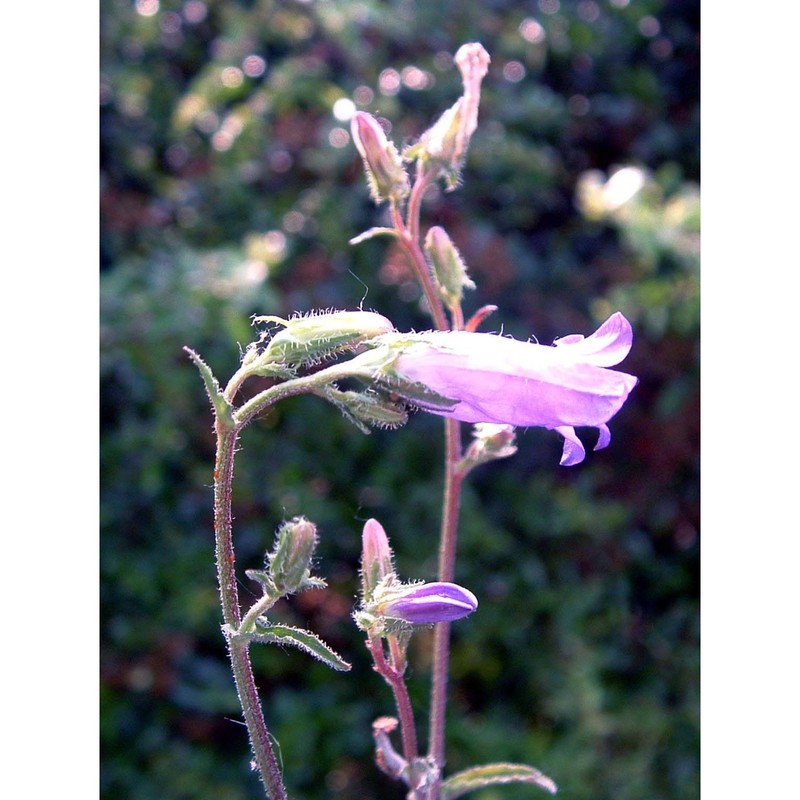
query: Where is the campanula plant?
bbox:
[187,42,636,800]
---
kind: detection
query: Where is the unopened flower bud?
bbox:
[376,581,478,625]
[460,423,518,473]
[323,388,408,433]
[372,717,408,781]
[422,100,462,162]
[268,517,319,595]
[351,111,410,204]
[424,226,475,310]
[254,310,394,370]
[408,42,490,189]
[453,42,491,161]
[361,519,396,602]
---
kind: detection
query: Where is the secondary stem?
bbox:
[427,417,464,776]
[369,637,419,763]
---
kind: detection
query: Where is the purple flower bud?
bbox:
[377,581,478,625]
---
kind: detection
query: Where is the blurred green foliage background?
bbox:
[100,1,699,798]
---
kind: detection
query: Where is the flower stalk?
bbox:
[212,414,288,800]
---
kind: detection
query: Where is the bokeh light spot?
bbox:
[401,66,432,90]
[183,0,207,23]
[160,11,182,32]
[242,55,266,78]
[353,85,374,106]
[221,67,244,88]
[638,16,661,37]
[136,0,159,17]
[282,210,306,234]
[332,97,356,121]
[165,144,189,170]
[538,0,560,15]
[269,149,293,173]
[211,130,234,151]
[196,110,219,134]
[650,37,674,60]
[433,51,453,71]
[520,18,546,43]
[567,94,591,116]
[328,127,351,148]
[503,61,526,82]
[378,68,401,96]
[577,1,600,23]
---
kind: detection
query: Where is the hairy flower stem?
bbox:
[393,169,467,794]
[228,637,288,800]
[210,364,368,800]
[368,637,419,764]
[427,418,464,783]
[213,417,287,800]
[390,195,449,333]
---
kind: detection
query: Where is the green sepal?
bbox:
[247,567,327,597]
[322,387,409,433]
[341,340,460,412]
[242,348,298,380]
[378,376,458,414]
[184,347,235,428]
[440,763,558,799]
[244,569,277,595]
[247,621,351,672]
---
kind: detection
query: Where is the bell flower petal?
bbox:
[375,313,637,465]
[552,311,634,366]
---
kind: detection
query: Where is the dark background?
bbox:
[100,1,699,798]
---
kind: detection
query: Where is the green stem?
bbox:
[228,636,288,800]
[214,417,243,630]
[233,361,369,429]
[239,591,279,635]
[214,418,287,800]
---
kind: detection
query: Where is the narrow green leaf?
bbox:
[349,226,399,245]
[184,347,235,427]
[441,763,558,799]
[248,622,351,672]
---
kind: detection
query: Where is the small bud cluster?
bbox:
[356,519,478,636]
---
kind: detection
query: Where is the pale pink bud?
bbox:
[351,111,410,204]
[361,518,396,601]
